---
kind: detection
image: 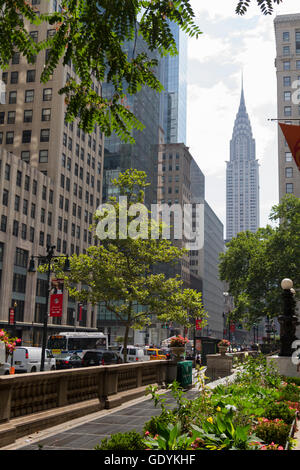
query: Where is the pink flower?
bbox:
[144,431,150,436]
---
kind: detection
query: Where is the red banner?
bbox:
[279,123,300,171]
[78,304,83,321]
[9,308,15,325]
[195,319,203,330]
[49,279,64,317]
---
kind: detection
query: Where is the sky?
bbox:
[187,0,300,233]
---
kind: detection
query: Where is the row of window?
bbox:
[0,106,51,121]
[0,127,50,144]
[1,162,52,201]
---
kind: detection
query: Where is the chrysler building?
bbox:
[226,82,260,241]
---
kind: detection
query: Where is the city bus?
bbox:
[47,332,108,357]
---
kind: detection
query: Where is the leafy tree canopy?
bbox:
[0,0,284,140]
[219,195,300,328]
[45,169,207,359]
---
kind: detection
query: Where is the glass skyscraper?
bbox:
[160,21,188,145]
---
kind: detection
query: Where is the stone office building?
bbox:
[0,0,104,345]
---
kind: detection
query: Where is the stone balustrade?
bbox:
[0,360,167,447]
[205,350,258,382]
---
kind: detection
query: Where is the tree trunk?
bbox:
[123,324,130,363]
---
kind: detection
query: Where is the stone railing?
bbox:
[0,360,168,447]
[206,350,259,382]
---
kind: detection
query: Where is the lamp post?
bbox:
[28,244,70,371]
[279,278,298,357]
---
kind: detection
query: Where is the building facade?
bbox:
[0,0,104,345]
[226,84,260,241]
[274,14,300,200]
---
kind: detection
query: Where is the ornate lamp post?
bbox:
[279,278,298,357]
[28,245,70,371]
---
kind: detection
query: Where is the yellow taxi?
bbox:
[146,348,167,360]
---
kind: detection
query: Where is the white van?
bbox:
[0,362,10,375]
[13,347,56,373]
[118,346,149,362]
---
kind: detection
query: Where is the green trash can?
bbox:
[177,360,193,388]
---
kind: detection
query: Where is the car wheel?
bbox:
[51,366,55,370]
[31,367,37,373]
[5,370,9,375]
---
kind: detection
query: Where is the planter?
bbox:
[218,346,228,356]
[170,347,185,361]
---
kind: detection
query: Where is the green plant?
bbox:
[278,382,300,403]
[95,431,147,450]
[282,376,300,386]
[143,422,195,450]
[263,402,296,425]
[253,418,290,446]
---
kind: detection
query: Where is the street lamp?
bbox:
[28,244,70,371]
[279,278,298,357]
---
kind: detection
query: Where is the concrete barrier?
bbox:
[0,360,167,447]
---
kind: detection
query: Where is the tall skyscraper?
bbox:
[226,82,260,241]
[0,0,103,345]
[159,21,188,145]
[274,14,300,200]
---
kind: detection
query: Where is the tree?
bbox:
[219,195,300,328]
[49,169,207,361]
[0,1,284,139]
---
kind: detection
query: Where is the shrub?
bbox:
[95,431,147,450]
[279,382,300,403]
[282,376,300,387]
[253,418,290,446]
[263,402,296,425]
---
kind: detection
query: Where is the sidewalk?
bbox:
[2,370,299,451]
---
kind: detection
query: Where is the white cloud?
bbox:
[186,0,298,232]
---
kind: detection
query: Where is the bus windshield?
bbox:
[47,336,67,350]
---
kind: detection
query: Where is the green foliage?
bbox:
[143,421,195,450]
[263,402,296,425]
[282,376,300,387]
[219,195,300,325]
[235,354,282,388]
[95,431,146,450]
[253,418,290,446]
[49,170,207,361]
[236,0,283,15]
[0,0,201,140]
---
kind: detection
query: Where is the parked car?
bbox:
[81,349,123,367]
[160,348,172,359]
[13,347,56,373]
[118,345,149,362]
[0,362,11,375]
[145,348,167,360]
[55,352,82,370]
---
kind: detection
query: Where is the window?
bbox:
[32,179,37,195]
[15,248,28,268]
[2,189,9,206]
[283,61,290,71]
[22,130,31,143]
[283,46,290,55]
[5,163,11,180]
[25,89,34,103]
[29,31,38,42]
[31,203,36,219]
[25,175,30,191]
[285,152,293,162]
[29,227,34,242]
[7,111,15,124]
[21,223,27,240]
[286,183,293,193]
[40,207,45,223]
[0,112,4,124]
[39,150,48,163]
[9,91,17,104]
[283,31,290,42]
[16,170,22,187]
[41,108,51,121]
[297,60,300,70]
[6,131,14,144]
[285,167,293,178]
[296,31,300,54]
[10,71,18,84]
[13,220,19,236]
[40,128,50,142]
[284,91,291,101]
[26,70,36,82]
[1,215,7,232]
[23,199,28,215]
[21,151,30,162]
[42,185,47,200]
[283,76,291,87]
[43,88,52,101]
[24,109,33,123]
[39,231,44,246]
[284,106,292,117]
[0,132,3,144]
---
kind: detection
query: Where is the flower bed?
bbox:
[94,355,300,451]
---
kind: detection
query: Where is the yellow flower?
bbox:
[207,417,213,424]
[216,407,221,412]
